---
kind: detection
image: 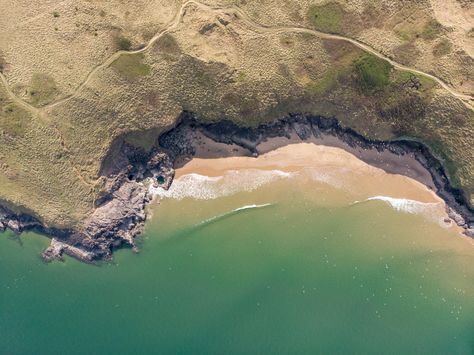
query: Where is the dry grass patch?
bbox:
[111,53,151,80]
[432,38,452,57]
[393,42,421,66]
[154,34,181,61]
[0,52,6,73]
[28,73,58,107]
[0,103,30,137]
[394,17,443,42]
[420,19,443,40]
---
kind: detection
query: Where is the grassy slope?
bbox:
[0,85,93,227]
[210,0,473,95]
[0,2,472,228]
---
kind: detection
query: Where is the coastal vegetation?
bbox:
[111,54,151,80]
[432,39,452,57]
[353,54,392,93]
[28,73,58,106]
[307,3,344,34]
[0,103,29,137]
[0,0,472,252]
[115,36,132,51]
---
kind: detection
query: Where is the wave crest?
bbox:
[365,196,441,214]
[197,203,273,227]
[360,195,451,227]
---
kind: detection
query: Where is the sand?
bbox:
[177,143,435,201]
[172,142,463,233]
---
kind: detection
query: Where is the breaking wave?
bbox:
[150,170,292,200]
[365,196,441,214]
[196,203,273,227]
[358,195,449,227]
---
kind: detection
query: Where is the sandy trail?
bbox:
[0,0,472,113]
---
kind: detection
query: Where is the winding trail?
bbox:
[1,0,473,113]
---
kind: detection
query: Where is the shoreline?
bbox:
[160,142,464,235]
[161,114,474,227]
[0,113,473,262]
[169,141,447,206]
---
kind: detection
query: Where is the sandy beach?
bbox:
[170,142,462,233]
[177,143,439,203]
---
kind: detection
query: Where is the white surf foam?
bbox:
[150,169,293,200]
[233,203,273,212]
[303,167,349,189]
[361,195,450,227]
[196,203,273,226]
[365,196,440,214]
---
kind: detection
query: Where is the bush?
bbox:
[116,36,132,51]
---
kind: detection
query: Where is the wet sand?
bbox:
[172,142,463,233]
[178,131,436,191]
[178,143,437,202]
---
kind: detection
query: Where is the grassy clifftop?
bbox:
[0,1,472,228]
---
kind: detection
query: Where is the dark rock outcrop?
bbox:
[1,112,473,263]
[160,113,474,231]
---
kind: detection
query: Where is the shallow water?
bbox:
[1,171,474,354]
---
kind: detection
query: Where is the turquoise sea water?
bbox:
[1,179,474,354]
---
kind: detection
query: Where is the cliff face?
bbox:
[1,147,175,262]
[1,114,472,262]
[0,0,473,260]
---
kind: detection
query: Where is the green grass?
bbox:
[353,54,392,94]
[115,36,132,51]
[28,73,58,106]
[306,40,362,94]
[306,68,342,94]
[395,19,442,42]
[111,53,151,80]
[307,3,343,34]
[237,71,247,82]
[421,19,442,40]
